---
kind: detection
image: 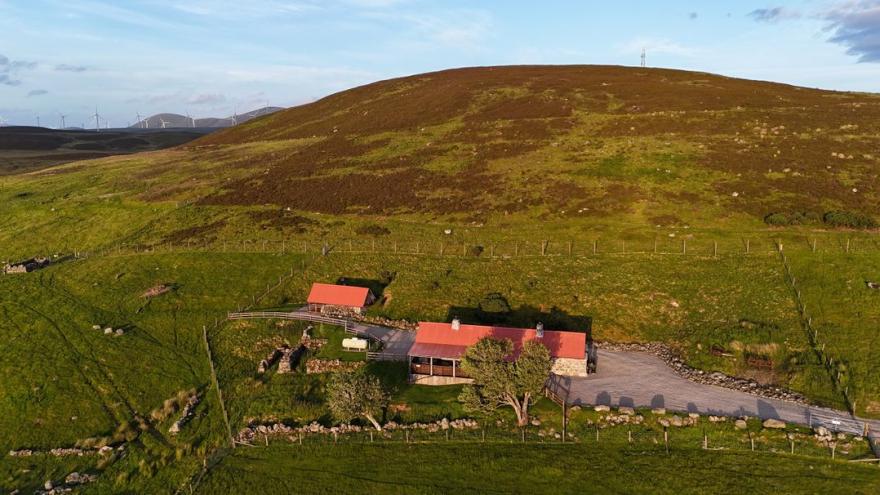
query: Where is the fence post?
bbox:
[568,241,572,256]
[746,239,750,254]
[682,239,687,255]
[713,241,718,258]
[593,240,597,255]
[541,241,547,256]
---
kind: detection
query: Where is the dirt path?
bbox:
[564,349,880,444]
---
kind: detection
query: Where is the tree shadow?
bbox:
[446,296,594,368]
[335,276,390,301]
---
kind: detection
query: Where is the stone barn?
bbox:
[306,283,376,315]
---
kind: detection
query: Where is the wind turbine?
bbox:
[186,111,195,128]
[93,107,101,132]
[136,112,144,129]
[59,113,67,129]
[36,115,40,127]
[0,115,6,127]
[158,116,170,129]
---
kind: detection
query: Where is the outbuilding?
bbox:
[408,318,588,385]
[306,283,375,315]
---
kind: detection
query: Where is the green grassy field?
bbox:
[195,442,880,495]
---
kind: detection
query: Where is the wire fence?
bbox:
[235,424,877,463]
[22,232,880,266]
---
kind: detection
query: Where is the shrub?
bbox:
[469,245,484,257]
[823,210,877,229]
[764,213,791,226]
[764,211,821,226]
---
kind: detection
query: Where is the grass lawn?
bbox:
[195,442,880,495]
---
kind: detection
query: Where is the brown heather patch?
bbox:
[135,66,880,222]
[162,219,227,243]
[246,210,318,232]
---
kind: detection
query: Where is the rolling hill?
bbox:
[167,65,878,228]
[0,125,211,174]
[131,106,284,129]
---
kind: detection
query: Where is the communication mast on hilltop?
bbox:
[641,48,647,68]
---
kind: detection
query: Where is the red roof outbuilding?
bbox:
[307,283,372,308]
[410,321,586,360]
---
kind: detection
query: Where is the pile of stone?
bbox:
[812,426,858,446]
[3,257,50,274]
[301,337,327,351]
[305,359,364,374]
[169,393,200,435]
[258,347,285,374]
[599,341,808,404]
[8,445,118,458]
[278,347,301,374]
[35,472,98,495]
[236,418,479,443]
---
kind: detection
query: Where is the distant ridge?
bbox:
[130,106,284,129]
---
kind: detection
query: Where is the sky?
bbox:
[0,0,878,127]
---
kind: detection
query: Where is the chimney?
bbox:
[536,322,544,338]
[451,317,461,331]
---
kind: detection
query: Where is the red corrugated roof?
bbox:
[414,322,586,360]
[307,283,371,308]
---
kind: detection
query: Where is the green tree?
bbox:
[326,371,389,431]
[459,337,551,427]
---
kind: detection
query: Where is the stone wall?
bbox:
[551,358,588,377]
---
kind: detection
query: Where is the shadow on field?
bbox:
[446,295,595,370]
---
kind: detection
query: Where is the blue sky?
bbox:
[0,0,878,127]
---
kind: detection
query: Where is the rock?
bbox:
[669,416,683,427]
[815,426,830,437]
[103,327,113,335]
[618,407,635,415]
[734,419,748,430]
[115,329,124,336]
[594,405,610,412]
[762,419,786,429]
[530,419,541,427]
[651,408,666,415]
[44,480,54,490]
[659,419,670,427]
[688,413,700,420]
[440,418,450,430]
[91,325,101,330]
[570,405,581,411]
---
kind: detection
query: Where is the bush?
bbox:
[468,245,484,257]
[822,210,877,229]
[763,211,821,226]
[764,213,791,226]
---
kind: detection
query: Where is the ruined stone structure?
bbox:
[3,257,50,274]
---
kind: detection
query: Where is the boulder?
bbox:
[814,426,830,437]
[669,416,683,427]
[762,419,786,429]
[594,405,610,412]
[734,419,748,430]
[651,408,666,415]
[618,406,635,415]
